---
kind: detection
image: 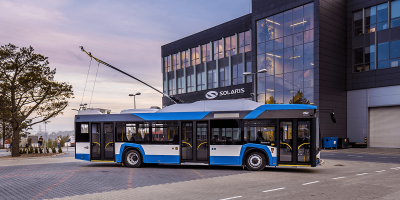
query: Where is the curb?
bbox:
[0,152,69,160]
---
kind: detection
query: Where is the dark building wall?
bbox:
[347,0,400,90]
[317,0,347,138]
[161,14,252,57]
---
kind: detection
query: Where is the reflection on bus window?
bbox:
[152,124,179,144]
[244,120,276,146]
[81,124,88,133]
[212,128,241,144]
[298,121,311,162]
[138,123,150,142]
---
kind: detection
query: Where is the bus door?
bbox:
[90,123,114,161]
[278,120,311,165]
[180,121,209,164]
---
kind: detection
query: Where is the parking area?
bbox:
[0,148,399,200]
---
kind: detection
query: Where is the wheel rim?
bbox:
[127,152,139,165]
[248,154,262,169]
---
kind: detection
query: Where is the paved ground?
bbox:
[0,148,399,200]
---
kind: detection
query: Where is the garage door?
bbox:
[369,106,400,148]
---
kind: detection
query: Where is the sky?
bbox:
[0,0,251,134]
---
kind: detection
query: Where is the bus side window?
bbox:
[76,123,89,142]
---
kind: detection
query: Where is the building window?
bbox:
[390,40,400,67]
[219,65,230,87]
[246,55,252,83]
[378,42,389,69]
[239,30,251,53]
[191,47,200,66]
[168,77,175,95]
[232,62,244,85]
[177,76,184,94]
[354,2,390,36]
[377,3,388,31]
[187,70,195,92]
[391,0,400,28]
[197,66,206,91]
[353,45,376,72]
[225,35,236,57]
[172,53,178,70]
[163,77,167,94]
[208,68,217,89]
[365,6,376,33]
[181,50,189,68]
[164,56,171,72]
[214,39,223,60]
[257,2,314,104]
[202,43,211,62]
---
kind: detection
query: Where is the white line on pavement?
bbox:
[263,188,285,193]
[376,170,386,172]
[390,168,399,170]
[347,155,356,156]
[220,196,242,200]
[378,157,389,158]
[302,181,319,185]
[332,177,345,180]
[356,173,368,176]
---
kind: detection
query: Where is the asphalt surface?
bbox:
[0,148,399,200]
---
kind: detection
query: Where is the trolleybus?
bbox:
[74,99,324,171]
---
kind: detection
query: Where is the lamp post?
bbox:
[128,92,141,109]
[243,69,268,102]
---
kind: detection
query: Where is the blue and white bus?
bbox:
[74,99,323,171]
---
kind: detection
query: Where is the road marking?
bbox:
[220,196,242,200]
[127,168,133,189]
[302,181,319,185]
[378,157,389,158]
[390,168,399,170]
[376,170,386,172]
[332,177,345,180]
[191,169,205,179]
[263,187,285,193]
[356,173,368,176]
[357,156,363,157]
[347,155,356,157]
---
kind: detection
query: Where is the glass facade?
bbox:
[163,30,251,95]
[257,2,314,104]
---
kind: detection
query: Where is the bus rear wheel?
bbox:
[246,151,266,171]
[124,149,142,168]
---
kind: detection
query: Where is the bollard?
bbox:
[364,137,367,144]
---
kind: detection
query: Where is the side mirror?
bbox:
[330,112,337,123]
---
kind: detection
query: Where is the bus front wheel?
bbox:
[124,149,142,168]
[246,152,266,171]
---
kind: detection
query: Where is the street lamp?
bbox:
[243,69,268,102]
[129,92,141,109]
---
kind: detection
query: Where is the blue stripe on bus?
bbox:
[210,156,240,165]
[145,155,180,164]
[76,154,90,161]
[133,112,210,121]
[244,104,317,119]
[239,144,276,166]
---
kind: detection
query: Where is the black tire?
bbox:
[124,149,142,168]
[246,151,266,171]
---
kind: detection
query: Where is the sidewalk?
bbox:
[322,147,400,156]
